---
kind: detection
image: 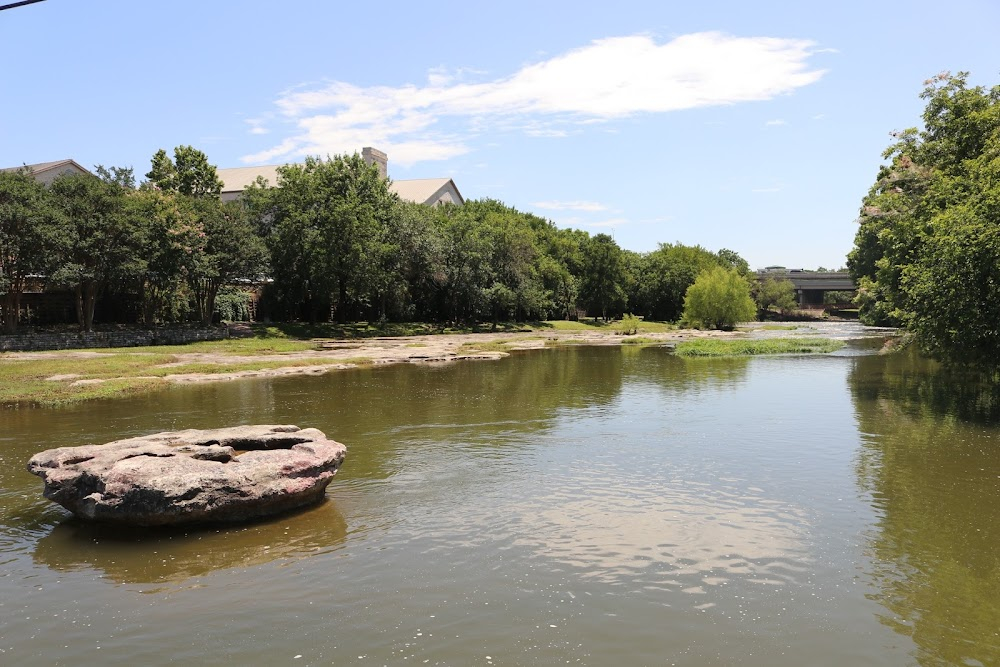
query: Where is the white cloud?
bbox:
[531,200,609,212]
[765,118,787,126]
[245,118,270,135]
[243,32,826,166]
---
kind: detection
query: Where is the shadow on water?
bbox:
[849,348,1000,667]
[31,500,348,586]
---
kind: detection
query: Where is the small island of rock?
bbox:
[27,425,347,526]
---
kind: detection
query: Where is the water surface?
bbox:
[2,334,998,665]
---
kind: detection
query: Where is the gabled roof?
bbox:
[390,177,464,206]
[216,165,464,206]
[1,159,91,176]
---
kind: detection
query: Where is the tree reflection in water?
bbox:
[850,348,1000,667]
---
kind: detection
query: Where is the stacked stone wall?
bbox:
[0,328,228,352]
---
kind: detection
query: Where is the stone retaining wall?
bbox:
[0,328,229,352]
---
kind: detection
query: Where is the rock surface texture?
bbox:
[27,425,347,526]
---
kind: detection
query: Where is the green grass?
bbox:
[0,347,373,407]
[94,337,319,355]
[457,340,515,354]
[619,336,664,345]
[759,324,800,331]
[535,318,675,333]
[674,337,845,357]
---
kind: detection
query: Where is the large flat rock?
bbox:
[27,425,347,526]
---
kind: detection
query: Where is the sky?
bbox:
[2,0,998,270]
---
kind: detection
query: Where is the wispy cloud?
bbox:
[587,217,629,228]
[245,118,270,135]
[243,32,826,166]
[531,200,609,212]
[765,118,787,126]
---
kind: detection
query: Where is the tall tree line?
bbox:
[1,148,750,332]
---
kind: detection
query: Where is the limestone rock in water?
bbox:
[27,425,347,526]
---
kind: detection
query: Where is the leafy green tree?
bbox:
[579,233,627,320]
[682,266,756,330]
[0,169,64,332]
[49,171,144,331]
[266,154,398,322]
[188,198,268,326]
[754,275,797,317]
[848,72,1000,363]
[129,188,200,324]
[631,242,722,321]
[716,247,751,276]
[145,146,223,198]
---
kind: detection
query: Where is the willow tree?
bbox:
[682,266,756,330]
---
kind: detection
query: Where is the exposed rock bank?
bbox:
[27,425,346,526]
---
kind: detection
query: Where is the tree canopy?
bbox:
[682,266,756,330]
[1,146,762,331]
[145,146,224,198]
[848,72,1000,364]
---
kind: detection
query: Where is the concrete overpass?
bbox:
[755,269,856,306]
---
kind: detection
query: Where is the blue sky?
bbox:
[3,0,998,270]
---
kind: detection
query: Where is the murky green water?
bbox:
[2,334,999,665]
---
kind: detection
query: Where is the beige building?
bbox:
[216,147,464,206]
[1,159,91,185]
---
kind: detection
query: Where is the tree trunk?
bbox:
[74,284,85,331]
[337,279,348,324]
[83,281,97,332]
[200,281,220,327]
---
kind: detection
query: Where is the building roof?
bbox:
[216,165,464,206]
[1,159,91,176]
[389,178,463,206]
[216,164,283,192]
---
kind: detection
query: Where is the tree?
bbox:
[145,146,223,198]
[130,188,201,324]
[754,275,797,317]
[49,171,143,331]
[682,266,756,330]
[848,72,1000,364]
[631,242,722,321]
[188,198,268,326]
[265,154,398,322]
[0,169,64,332]
[579,233,627,320]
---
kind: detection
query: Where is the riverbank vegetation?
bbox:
[674,337,845,357]
[2,147,764,336]
[849,72,1000,365]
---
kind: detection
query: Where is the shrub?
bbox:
[615,313,641,335]
[213,286,253,322]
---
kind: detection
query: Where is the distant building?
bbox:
[216,147,464,206]
[1,159,90,185]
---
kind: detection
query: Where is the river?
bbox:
[2,327,998,666]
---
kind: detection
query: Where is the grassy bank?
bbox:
[0,346,375,408]
[674,337,845,357]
